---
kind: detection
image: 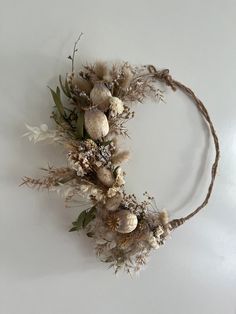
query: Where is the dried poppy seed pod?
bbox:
[96,167,115,187]
[90,82,112,111]
[106,210,138,234]
[105,193,123,211]
[84,109,109,140]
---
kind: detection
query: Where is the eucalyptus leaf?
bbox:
[56,86,60,97]
[69,207,96,233]
[76,210,87,229]
[69,227,78,232]
[49,87,65,117]
[59,75,70,97]
[64,77,72,97]
[83,207,96,228]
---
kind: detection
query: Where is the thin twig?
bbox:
[71,32,84,72]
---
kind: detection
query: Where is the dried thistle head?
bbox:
[105,212,120,231]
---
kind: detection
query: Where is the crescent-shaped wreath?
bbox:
[22,34,220,274]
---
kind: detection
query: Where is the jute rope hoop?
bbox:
[147,65,220,230]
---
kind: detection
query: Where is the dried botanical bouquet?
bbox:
[22,35,219,274]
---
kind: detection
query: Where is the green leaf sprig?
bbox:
[69,206,96,232]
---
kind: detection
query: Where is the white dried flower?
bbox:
[79,184,104,201]
[107,187,119,198]
[116,174,125,186]
[96,167,115,187]
[67,152,89,177]
[80,185,90,193]
[94,161,102,168]
[115,167,125,186]
[148,234,160,249]
[109,97,124,116]
[105,193,123,211]
[158,209,169,226]
[23,124,60,144]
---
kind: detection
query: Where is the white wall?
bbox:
[1,0,236,313]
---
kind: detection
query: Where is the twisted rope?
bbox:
[148,65,220,230]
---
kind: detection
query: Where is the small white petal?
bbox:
[40,124,49,132]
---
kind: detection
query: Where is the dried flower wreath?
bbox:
[22,34,220,274]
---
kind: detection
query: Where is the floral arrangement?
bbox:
[22,35,220,274]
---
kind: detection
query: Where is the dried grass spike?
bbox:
[111,150,130,165]
[119,66,133,90]
[94,61,109,80]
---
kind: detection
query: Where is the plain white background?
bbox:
[0,0,236,313]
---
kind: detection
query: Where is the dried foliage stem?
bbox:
[70,32,84,72]
[147,65,220,230]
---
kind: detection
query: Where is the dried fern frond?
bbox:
[21,167,76,190]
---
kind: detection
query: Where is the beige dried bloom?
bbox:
[115,168,125,186]
[148,233,160,249]
[109,96,124,116]
[158,210,169,226]
[67,151,90,176]
[107,187,119,198]
[84,139,97,150]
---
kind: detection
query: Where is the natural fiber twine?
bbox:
[148,65,220,230]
